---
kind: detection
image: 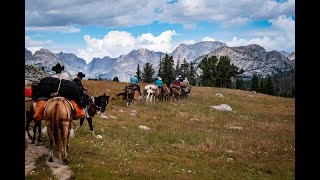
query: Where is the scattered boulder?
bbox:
[209,104,232,111]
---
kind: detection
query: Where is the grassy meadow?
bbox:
[26,80,295,179]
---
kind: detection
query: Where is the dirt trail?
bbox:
[25,131,73,180]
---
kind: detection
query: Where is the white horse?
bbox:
[144,84,157,103]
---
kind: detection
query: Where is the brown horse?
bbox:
[116,85,138,106]
[169,86,181,101]
[180,85,190,99]
[43,96,73,164]
[157,84,170,102]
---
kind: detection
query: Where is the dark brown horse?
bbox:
[75,93,110,135]
[25,98,43,145]
[44,96,73,164]
[116,85,138,106]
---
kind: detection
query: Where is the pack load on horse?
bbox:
[32,76,86,120]
[143,84,157,103]
[180,77,190,92]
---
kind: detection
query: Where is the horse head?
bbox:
[94,93,110,113]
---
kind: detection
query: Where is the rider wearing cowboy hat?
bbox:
[51,63,71,80]
[73,72,93,118]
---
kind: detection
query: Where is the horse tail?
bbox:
[52,101,60,149]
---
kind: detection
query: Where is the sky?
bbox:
[25,0,295,64]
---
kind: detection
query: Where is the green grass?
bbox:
[25,155,57,180]
[27,81,295,179]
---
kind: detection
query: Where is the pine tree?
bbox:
[236,77,244,90]
[250,73,259,91]
[136,64,141,81]
[265,75,275,95]
[180,58,190,79]
[189,62,197,86]
[198,56,218,87]
[175,57,181,77]
[258,79,265,93]
[216,56,241,88]
[142,63,155,83]
[158,53,175,83]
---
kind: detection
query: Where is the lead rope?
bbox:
[51,77,62,97]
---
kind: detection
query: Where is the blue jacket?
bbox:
[155,79,163,87]
[130,76,139,85]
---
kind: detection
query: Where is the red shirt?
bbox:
[174,80,180,86]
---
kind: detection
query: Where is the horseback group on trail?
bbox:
[25,63,191,163]
[25,63,109,164]
[117,72,192,105]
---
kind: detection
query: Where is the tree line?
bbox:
[111,53,294,97]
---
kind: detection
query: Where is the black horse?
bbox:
[75,93,110,135]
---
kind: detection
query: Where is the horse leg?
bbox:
[66,121,72,150]
[25,111,33,140]
[61,122,70,164]
[36,120,42,145]
[87,118,94,136]
[31,121,37,144]
[75,117,84,132]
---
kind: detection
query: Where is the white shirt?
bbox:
[51,72,71,80]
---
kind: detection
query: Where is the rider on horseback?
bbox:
[73,72,94,118]
[155,77,163,97]
[127,73,141,96]
[174,77,182,95]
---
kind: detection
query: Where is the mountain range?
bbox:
[25,41,295,82]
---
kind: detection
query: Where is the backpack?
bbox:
[25,87,32,97]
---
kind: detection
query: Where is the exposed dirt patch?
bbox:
[25,131,73,180]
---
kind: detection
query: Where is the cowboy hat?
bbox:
[51,63,64,71]
[76,72,85,78]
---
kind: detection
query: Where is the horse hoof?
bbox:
[48,157,53,162]
[63,159,68,165]
[31,141,35,144]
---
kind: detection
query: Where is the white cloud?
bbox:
[202,37,215,41]
[226,15,295,52]
[25,36,53,53]
[158,0,294,26]
[26,26,80,33]
[26,0,294,27]
[77,30,177,63]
